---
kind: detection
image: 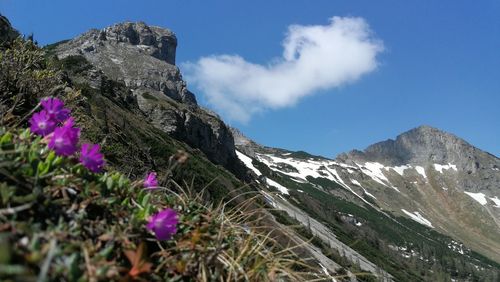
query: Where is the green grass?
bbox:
[0,38,329,281]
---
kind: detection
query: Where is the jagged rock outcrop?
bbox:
[0,14,19,44]
[230,127,265,158]
[54,22,246,176]
[55,22,195,104]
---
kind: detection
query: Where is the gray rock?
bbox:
[54,22,245,175]
[0,14,20,45]
[55,22,194,104]
[336,125,500,194]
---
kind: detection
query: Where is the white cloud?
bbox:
[183,16,384,123]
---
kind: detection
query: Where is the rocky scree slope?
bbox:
[53,22,247,179]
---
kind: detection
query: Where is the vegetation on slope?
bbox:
[0,37,329,281]
[253,158,500,281]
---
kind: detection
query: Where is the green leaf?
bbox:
[118,174,127,189]
[98,244,114,259]
[45,151,55,165]
[120,197,130,207]
[0,132,13,145]
[66,253,82,281]
[141,193,151,208]
[106,176,114,191]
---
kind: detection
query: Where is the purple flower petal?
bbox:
[41,97,71,123]
[80,143,105,173]
[48,119,80,156]
[146,208,178,240]
[143,172,158,188]
[29,110,56,136]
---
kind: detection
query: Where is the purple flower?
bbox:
[48,118,80,156]
[146,208,178,240]
[144,172,158,188]
[29,110,56,136]
[41,97,70,123]
[80,143,105,173]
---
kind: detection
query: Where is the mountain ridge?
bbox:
[232,123,500,265]
[51,21,249,179]
[337,125,499,167]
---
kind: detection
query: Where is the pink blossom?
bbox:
[80,143,105,173]
[144,172,158,188]
[29,110,56,136]
[48,118,80,156]
[41,97,70,123]
[146,208,178,240]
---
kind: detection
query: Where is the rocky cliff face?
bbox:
[55,22,194,104]
[0,14,19,44]
[54,22,246,176]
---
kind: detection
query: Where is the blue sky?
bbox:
[2,0,499,158]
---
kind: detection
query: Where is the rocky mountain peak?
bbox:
[53,22,250,178]
[337,125,499,171]
[55,21,193,104]
[100,21,177,64]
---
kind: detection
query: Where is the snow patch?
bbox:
[357,162,391,187]
[256,154,330,181]
[350,179,377,199]
[415,166,427,179]
[464,191,487,205]
[236,151,289,195]
[391,165,411,176]
[401,209,433,228]
[236,150,262,176]
[490,197,500,207]
[362,189,377,199]
[433,163,458,173]
[350,179,361,186]
[266,178,289,195]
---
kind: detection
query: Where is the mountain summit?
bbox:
[338,125,499,170]
[53,21,248,177]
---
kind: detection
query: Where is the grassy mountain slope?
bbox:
[235,148,500,281]
[0,32,330,281]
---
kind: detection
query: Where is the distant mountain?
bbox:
[232,126,500,279]
[336,126,500,259]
